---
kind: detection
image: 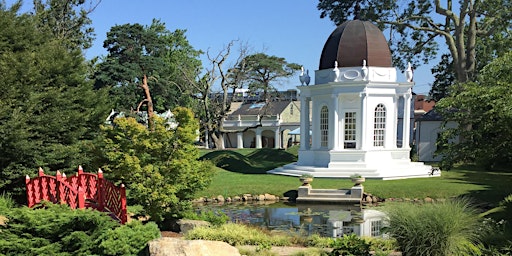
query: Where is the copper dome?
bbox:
[319,20,392,70]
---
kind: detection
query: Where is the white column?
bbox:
[390,95,399,149]
[332,94,340,150]
[255,128,262,148]
[300,96,311,150]
[305,98,311,150]
[300,96,307,150]
[359,92,367,150]
[237,132,244,149]
[274,128,280,149]
[402,92,412,148]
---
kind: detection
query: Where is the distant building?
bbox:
[415,109,458,162]
[222,99,302,149]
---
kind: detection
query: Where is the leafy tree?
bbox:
[429,29,512,101]
[182,40,251,149]
[239,53,300,102]
[429,54,456,101]
[435,51,512,169]
[94,19,202,124]
[0,4,109,199]
[317,0,512,82]
[96,107,215,222]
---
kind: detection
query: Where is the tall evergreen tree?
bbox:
[0,3,108,199]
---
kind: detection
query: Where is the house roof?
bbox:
[416,109,444,121]
[229,101,292,116]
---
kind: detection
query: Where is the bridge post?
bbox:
[120,184,127,224]
[56,171,65,205]
[97,169,104,211]
[25,175,32,207]
[78,187,85,209]
[38,167,44,177]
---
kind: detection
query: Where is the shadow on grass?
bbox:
[200,148,297,174]
[450,166,512,203]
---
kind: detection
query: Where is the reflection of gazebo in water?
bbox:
[268,19,436,179]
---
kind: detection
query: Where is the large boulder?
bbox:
[147,237,240,256]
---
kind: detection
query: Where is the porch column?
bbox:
[332,94,340,150]
[237,132,244,149]
[300,96,311,150]
[255,128,262,148]
[402,91,412,148]
[274,128,280,149]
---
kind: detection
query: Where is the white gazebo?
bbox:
[268,20,436,179]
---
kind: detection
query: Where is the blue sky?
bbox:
[9,0,433,94]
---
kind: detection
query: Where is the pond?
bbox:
[194,201,387,238]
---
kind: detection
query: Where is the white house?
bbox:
[268,20,436,179]
[415,109,458,162]
[222,100,302,149]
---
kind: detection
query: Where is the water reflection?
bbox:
[194,202,386,238]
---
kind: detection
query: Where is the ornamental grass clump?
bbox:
[383,198,483,256]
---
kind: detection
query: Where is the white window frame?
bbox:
[343,111,357,149]
[373,104,386,147]
[320,106,329,148]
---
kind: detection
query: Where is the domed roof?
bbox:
[319,20,392,70]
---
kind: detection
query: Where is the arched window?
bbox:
[320,106,329,147]
[373,104,386,147]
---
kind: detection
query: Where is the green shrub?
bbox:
[0,202,119,255]
[0,202,159,255]
[383,198,483,256]
[185,222,291,246]
[327,233,371,256]
[182,209,230,227]
[0,193,15,214]
[98,221,160,255]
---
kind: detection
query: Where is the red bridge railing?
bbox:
[25,166,127,224]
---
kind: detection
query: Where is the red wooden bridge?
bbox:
[25,166,127,224]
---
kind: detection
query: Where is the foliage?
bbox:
[0,4,109,200]
[182,209,230,227]
[98,221,160,255]
[33,0,97,50]
[317,0,512,82]
[97,107,215,222]
[185,222,291,246]
[0,193,15,214]
[327,234,371,256]
[382,198,484,256]
[435,51,512,169]
[429,54,456,101]
[94,19,202,113]
[237,53,300,102]
[0,202,159,256]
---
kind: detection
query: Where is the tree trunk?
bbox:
[140,73,154,129]
[211,132,225,150]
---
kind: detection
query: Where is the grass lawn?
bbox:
[197,147,512,207]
